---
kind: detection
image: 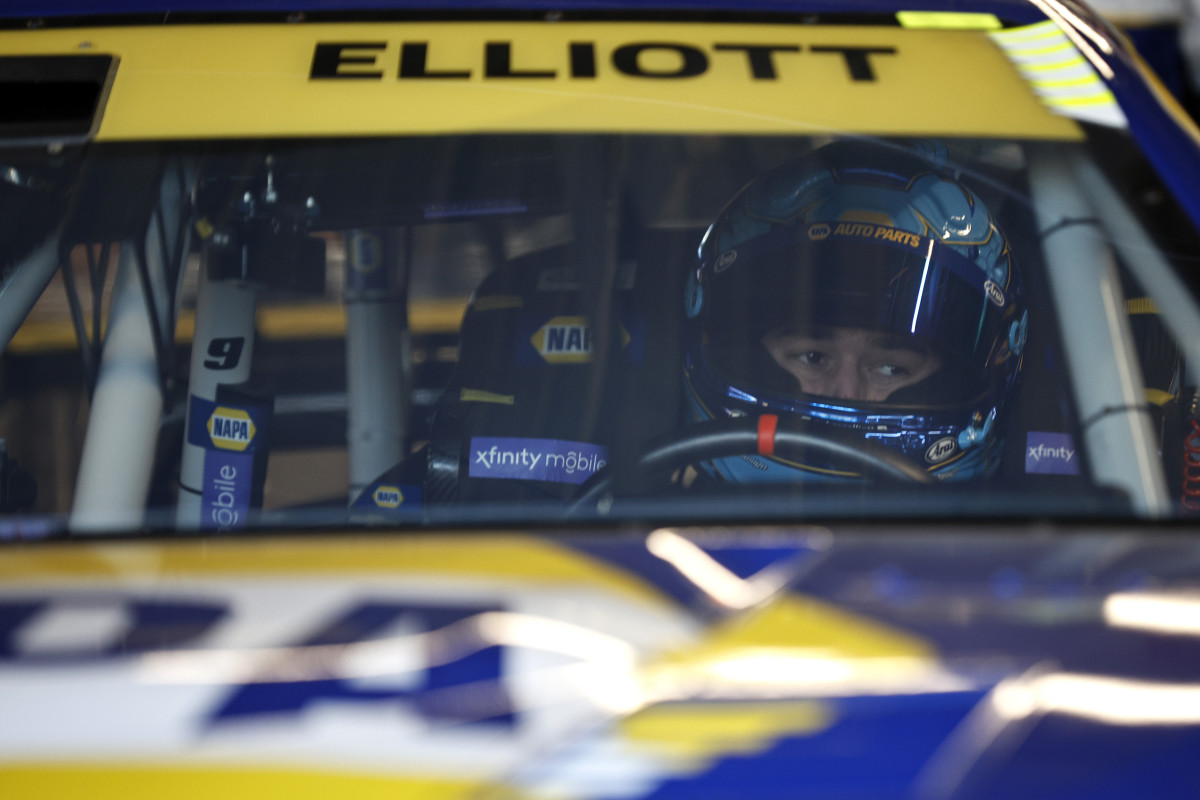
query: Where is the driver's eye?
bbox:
[876,363,911,378]
[788,350,827,367]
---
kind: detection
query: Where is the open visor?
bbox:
[701,222,1016,406]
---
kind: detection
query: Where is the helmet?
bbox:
[682,140,1027,482]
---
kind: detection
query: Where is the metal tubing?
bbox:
[175,271,258,527]
[0,232,61,353]
[1070,153,1200,376]
[69,244,163,533]
[344,229,409,502]
[346,303,409,499]
[1028,143,1170,516]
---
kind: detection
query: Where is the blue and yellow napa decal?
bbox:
[371,484,404,509]
[186,397,268,454]
[205,406,257,452]
[349,480,423,517]
[532,316,596,364]
[519,313,645,365]
[0,22,1081,139]
[528,315,633,364]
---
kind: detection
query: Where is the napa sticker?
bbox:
[206,406,257,451]
[187,396,269,456]
[350,480,422,515]
[372,485,404,508]
[518,313,645,364]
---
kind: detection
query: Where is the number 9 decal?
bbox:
[203,337,245,371]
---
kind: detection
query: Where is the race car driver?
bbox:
[682,139,1029,483]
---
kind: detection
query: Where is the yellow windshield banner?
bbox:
[0,22,1081,140]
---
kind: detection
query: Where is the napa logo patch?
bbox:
[807,222,831,241]
[519,314,644,365]
[207,406,256,452]
[372,485,404,508]
[350,482,422,515]
[532,316,596,363]
[187,396,270,457]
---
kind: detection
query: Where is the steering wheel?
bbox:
[571,414,933,511]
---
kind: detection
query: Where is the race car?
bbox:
[1,0,1200,797]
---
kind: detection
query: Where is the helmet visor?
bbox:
[702,222,1014,407]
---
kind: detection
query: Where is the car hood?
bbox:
[2,525,1199,798]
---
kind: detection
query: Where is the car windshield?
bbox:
[3,16,1200,534]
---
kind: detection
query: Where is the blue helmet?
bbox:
[683,140,1027,482]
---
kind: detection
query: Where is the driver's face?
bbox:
[761,325,941,402]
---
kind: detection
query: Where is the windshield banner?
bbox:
[0,22,1081,140]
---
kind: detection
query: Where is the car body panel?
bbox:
[3,530,1200,798]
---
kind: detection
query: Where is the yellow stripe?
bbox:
[622,701,831,761]
[1016,55,1088,73]
[1126,297,1158,315]
[7,299,469,354]
[0,536,672,608]
[989,20,1126,127]
[895,11,1001,30]
[253,304,347,339]
[0,765,484,800]
[641,595,941,719]
[1048,92,1117,108]
[1006,40,1075,57]
[1031,74,1102,89]
[411,299,469,332]
[1146,388,1175,407]
[460,388,515,405]
[0,23,1080,140]
[472,295,524,312]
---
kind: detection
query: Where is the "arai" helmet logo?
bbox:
[925,436,958,464]
[714,249,738,272]
[983,280,1006,308]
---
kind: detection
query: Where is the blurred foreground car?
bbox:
[3,0,1200,797]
